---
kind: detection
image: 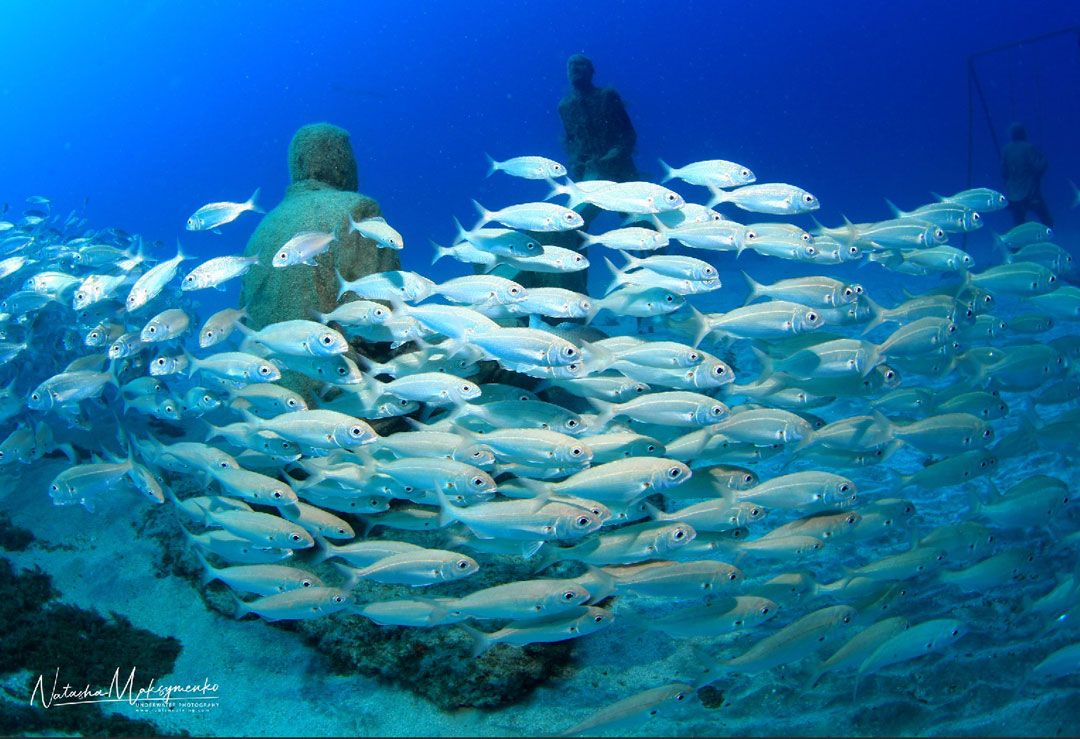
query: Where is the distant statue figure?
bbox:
[559,54,638,182]
[1001,122,1052,227]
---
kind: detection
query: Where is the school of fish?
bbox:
[1,155,1078,735]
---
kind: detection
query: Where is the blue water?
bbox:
[3,0,1079,275]
[3,1,1080,736]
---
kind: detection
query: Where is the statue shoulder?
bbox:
[599,87,624,104]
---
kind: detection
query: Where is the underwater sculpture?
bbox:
[1001,122,1053,227]
[559,53,638,183]
[239,123,400,330]
[504,54,642,297]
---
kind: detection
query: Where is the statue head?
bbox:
[1009,122,1027,142]
[567,53,595,91]
[288,123,359,191]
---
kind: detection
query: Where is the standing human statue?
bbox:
[516,54,640,297]
[559,53,639,183]
[1001,122,1053,228]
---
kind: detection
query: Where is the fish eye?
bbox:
[666,193,677,202]
[337,366,347,375]
[673,528,687,540]
[147,325,156,333]
[31,392,39,401]
[846,514,857,524]
[593,614,604,623]
[842,615,851,623]
[272,490,282,499]
[665,294,674,302]
[571,447,583,457]
[456,559,470,570]
[259,366,271,375]
[321,335,335,345]
[576,516,591,527]
[972,212,981,221]
[277,251,288,261]
[290,533,302,542]
[566,419,579,428]
[807,312,818,322]
[711,405,725,416]
[801,233,811,242]
[668,466,682,478]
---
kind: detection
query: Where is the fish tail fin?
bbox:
[471,199,492,230]
[859,296,887,335]
[484,153,498,177]
[586,397,616,429]
[174,238,190,263]
[335,268,352,300]
[991,233,1013,266]
[965,486,983,517]
[193,549,217,586]
[805,661,826,691]
[741,271,762,305]
[580,339,614,374]
[231,593,252,620]
[247,187,264,214]
[659,158,674,183]
[618,249,642,271]
[706,185,729,208]
[434,486,460,528]
[180,347,198,377]
[750,345,775,376]
[884,199,903,219]
[204,421,224,443]
[601,255,627,297]
[687,305,711,349]
[642,501,667,522]
[460,624,494,658]
[584,298,602,325]
[331,561,364,591]
[429,239,450,265]
[453,216,469,245]
[310,534,334,565]
[543,177,563,202]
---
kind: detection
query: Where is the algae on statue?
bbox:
[240,122,400,330]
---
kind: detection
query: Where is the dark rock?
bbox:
[0,557,183,736]
[297,613,572,711]
[697,684,725,709]
[0,511,34,551]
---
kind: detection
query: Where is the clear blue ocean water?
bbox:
[2,1,1080,736]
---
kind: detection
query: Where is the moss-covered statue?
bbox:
[240,123,400,330]
[559,53,639,183]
